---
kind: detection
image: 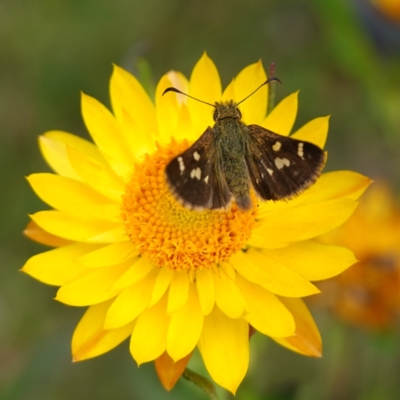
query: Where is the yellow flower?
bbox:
[371,0,400,22]
[22,53,370,394]
[318,183,400,330]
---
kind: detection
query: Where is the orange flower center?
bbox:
[121,139,257,271]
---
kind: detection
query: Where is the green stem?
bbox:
[182,368,219,400]
[268,62,277,113]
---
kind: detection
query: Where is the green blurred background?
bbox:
[1,0,400,399]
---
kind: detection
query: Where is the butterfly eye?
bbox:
[213,109,219,121]
[236,108,242,119]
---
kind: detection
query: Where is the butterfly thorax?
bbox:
[212,101,252,210]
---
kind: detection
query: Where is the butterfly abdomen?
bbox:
[216,119,252,210]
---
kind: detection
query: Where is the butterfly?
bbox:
[163,78,325,211]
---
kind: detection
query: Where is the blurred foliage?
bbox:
[1,0,400,399]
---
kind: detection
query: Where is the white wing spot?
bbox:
[297,143,304,159]
[204,175,209,184]
[274,157,291,169]
[177,156,185,173]
[272,141,281,151]
[193,151,201,161]
[190,167,202,180]
[267,168,274,176]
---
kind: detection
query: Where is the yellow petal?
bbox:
[30,211,123,243]
[104,269,158,329]
[78,241,138,268]
[156,74,179,143]
[130,295,169,364]
[167,284,203,361]
[196,268,215,315]
[89,226,128,243]
[156,72,191,143]
[22,243,101,286]
[198,306,249,394]
[67,143,126,203]
[176,103,194,141]
[221,79,236,102]
[72,299,134,361]
[81,92,132,176]
[236,274,295,337]
[295,171,372,203]
[291,116,330,148]
[221,261,236,281]
[262,92,298,136]
[251,199,360,248]
[167,271,190,313]
[240,248,320,297]
[55,262,129,306]
[155,352,192,391]
[166,70,190,97]
[150,267,174,307]
[188,53,221,134]
[39,131,102,181]
[231,251,271,288]
[24,220,72,247]
[111,257,156,290]
[296,199,360,241]
[213,270,247,318]
[247,220,311,249]
[110,64,157,158]
[234,60,267,125]
[272,297,322,357]
[264,241,357,281]
[27,173,120,221]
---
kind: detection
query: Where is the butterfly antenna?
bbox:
[162,87,215,107]
[236,77,282,106]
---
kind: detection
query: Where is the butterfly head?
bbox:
[162,76,281,117]
[213,101,242,121]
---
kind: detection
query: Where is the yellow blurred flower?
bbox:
[371,0,400,22]
[22,53,370,393]
[319,184,400,330]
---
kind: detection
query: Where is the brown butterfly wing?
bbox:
[245,124,325,200]
[165,128,232,210]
